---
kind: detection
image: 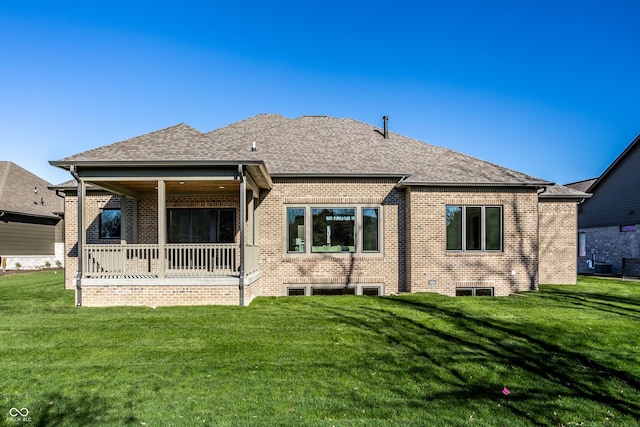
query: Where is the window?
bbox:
[446,206,502,251]
[168,208,235,243]
[312,287,356,296]
[100,209,121,239]
[286,284,382,296]
[287,208,305,253]
[362,286,380,296]
[362,208,380,252]
[312,208,355,253]
[578,232,586,256]
[456,287,494,297]
[286,206,382,254]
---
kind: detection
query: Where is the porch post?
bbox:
[131,198,138,244]
[157,180,166,279]
[120,195,128,244]
[77,177,86,306]
[238,165,246,306]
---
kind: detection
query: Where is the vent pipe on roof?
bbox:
[383,116,389,139]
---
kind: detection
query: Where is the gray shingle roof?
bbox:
[565,178,597,193]
[539,184,592,199]
[55,114,553,186]
[0,161,64,217]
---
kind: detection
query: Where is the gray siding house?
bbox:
[0,162,64,270]
[567,134,640,276]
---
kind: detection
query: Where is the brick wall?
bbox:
[406,187,540,296]
[538,199,578,284]
[258,178,405,296]
[577,225,640,275]
[63,181,566,304]
[80,284,241,306]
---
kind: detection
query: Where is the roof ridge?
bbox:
[437,144,549,183]
[565,177,598,186]
[60,123,203,162]
[120,122,201,142]
[206,114,288,135]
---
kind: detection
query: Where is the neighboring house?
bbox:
[566,134,640,277]
[50,114,587,307]
[0,161,64,270]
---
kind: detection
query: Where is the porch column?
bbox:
[121,195,128,244]
[131,198,138,244]
[157,180,166,279]
[238,165,245,306]
[76,176,86,306]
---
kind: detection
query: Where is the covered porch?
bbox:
[55,161,272,306]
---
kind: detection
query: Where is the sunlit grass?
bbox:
[1,271,638,426]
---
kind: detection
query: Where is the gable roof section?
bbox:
[565,178,597,193]
[52,114,553,187]
[539,184,592,199]
[583,134,640,194]
[0,161,63,218]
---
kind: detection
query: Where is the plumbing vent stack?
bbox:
[383,116,389,139]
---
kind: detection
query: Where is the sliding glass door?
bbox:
[168,208,235,243]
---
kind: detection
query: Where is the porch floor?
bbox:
[81,271,261,287]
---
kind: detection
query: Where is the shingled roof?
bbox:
[565,178,598,193]
[55,114,553,186]
[0,162,63,218]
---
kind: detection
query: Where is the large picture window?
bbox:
[286,206,381,254]
[446,205,502,251]
[100,209,121,239]
[168,208,235,243]
[312,208,355,253]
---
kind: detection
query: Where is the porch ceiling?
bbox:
[89,179,240,196]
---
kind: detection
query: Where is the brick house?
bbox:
[50,114,586,306]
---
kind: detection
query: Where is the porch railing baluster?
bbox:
[83,243,242,278]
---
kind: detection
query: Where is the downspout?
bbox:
[238,164,246,306]
[70,165,83,307]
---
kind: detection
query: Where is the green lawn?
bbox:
[1,272,639,426]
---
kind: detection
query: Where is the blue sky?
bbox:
[1,0,639,186]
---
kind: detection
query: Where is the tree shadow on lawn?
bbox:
[538,289,640,319]
[312,296,640,425]
[28,392,139,426]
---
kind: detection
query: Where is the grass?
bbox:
[0,272,639,426]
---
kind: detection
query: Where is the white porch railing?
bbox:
[84,243,239,278]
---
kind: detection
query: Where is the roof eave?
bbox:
[539,194,592,200]
[397,180,552,188]
[49,159,268,169]
[270,172,411,179]
[0,209,62,220]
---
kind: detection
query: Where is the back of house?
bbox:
[50,114,587,306]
